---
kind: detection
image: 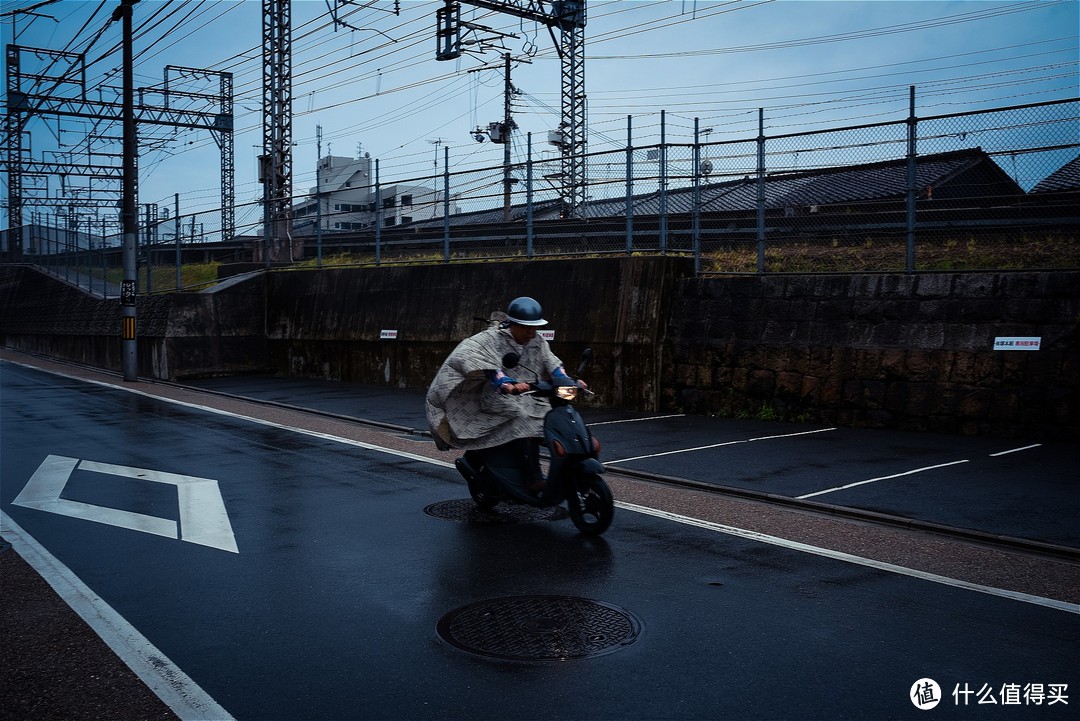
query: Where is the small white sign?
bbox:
[380,329,398,340]
[993,336,1041,351]
[539,330,555,341]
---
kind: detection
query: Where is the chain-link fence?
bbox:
[4,96,1077,289]
[307,96,1080,273]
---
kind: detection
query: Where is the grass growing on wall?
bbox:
[97,262,222,292]
[700,232,1079,273]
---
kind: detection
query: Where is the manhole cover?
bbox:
[424,499,568,525]
[436,595,642,662]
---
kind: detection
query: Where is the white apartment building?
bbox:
[292,153,448,234]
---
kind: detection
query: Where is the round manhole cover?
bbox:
[424,499,568,525]
[436,595,642,662]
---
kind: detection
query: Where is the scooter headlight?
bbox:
[556,385,579,401]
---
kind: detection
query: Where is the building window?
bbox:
[400,216,413,225]
[383,196,395,209]
[401,194,413,206]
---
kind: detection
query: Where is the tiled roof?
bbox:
[1030,154,1080,193]
[407,148,1022,229]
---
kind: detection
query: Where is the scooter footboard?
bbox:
[475,441,539,504]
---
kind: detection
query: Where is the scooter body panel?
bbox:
[452,368,613,532]
[543,405,594,457]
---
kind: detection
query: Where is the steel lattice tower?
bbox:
[262,0,293,258]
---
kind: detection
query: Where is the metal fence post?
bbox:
[626,115,633,254]
[756,108,766,274]
[443,146,450,262]
[693,117,701,273]
[906,85,917,274]
[526,132,534,257]
[659,109,668,254]
[375,159,381,266]
[144,203,153,294]
[174,194,181,291]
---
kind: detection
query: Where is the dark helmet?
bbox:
[506,296,547,326]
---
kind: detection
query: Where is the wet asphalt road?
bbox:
[1,355,1078,721]
[181,373,1079,549]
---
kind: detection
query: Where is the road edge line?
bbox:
[0,511,236,721]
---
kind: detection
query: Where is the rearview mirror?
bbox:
[576,347,593,375]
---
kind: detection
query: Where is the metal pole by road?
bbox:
[116,0,140,381]
[174,194,181,290]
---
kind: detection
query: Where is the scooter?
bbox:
[454,349,615,536]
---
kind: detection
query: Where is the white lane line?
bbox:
[606,439,747,464]
[796,460,970,499]
[605,426,837,465]
[589,413,685,426]
[615,502,1079,615]
[3,361,455,469]
[0,512,236,721]
[990,444,1042,457]
[747,427,837,442]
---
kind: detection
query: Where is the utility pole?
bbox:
[435,1,586,217]
[502,52,513,222]
[316,124,322,268]
[470,53,524,222]
[116,0,139,382]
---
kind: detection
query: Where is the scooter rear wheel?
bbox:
[568,473,614,535]
[457,457,498,511]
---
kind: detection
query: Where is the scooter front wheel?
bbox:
[568,473,614,535]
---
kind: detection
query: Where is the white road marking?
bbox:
[588,413,685,426]
[0,512,236,721]
[605,426,837,464]
[615,502,1079,615]
[989,444,1042,457]
[796,460,970,499]
[607,439,746,464]
[13,455,238,553]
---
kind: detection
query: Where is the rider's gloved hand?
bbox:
[500,382,531,394]
[552,365,587,391]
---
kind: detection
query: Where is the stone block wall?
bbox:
[663,272,1079,439]
[3,263,1076,439]
[262,256,691,412]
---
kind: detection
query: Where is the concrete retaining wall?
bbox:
[0,266,268,380]
[262,257,690,412]
[1,262,1076,439]
[663,272,1079,439]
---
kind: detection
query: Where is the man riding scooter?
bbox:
[425,296,587,492]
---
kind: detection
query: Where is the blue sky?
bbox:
[2,0,1077,231]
